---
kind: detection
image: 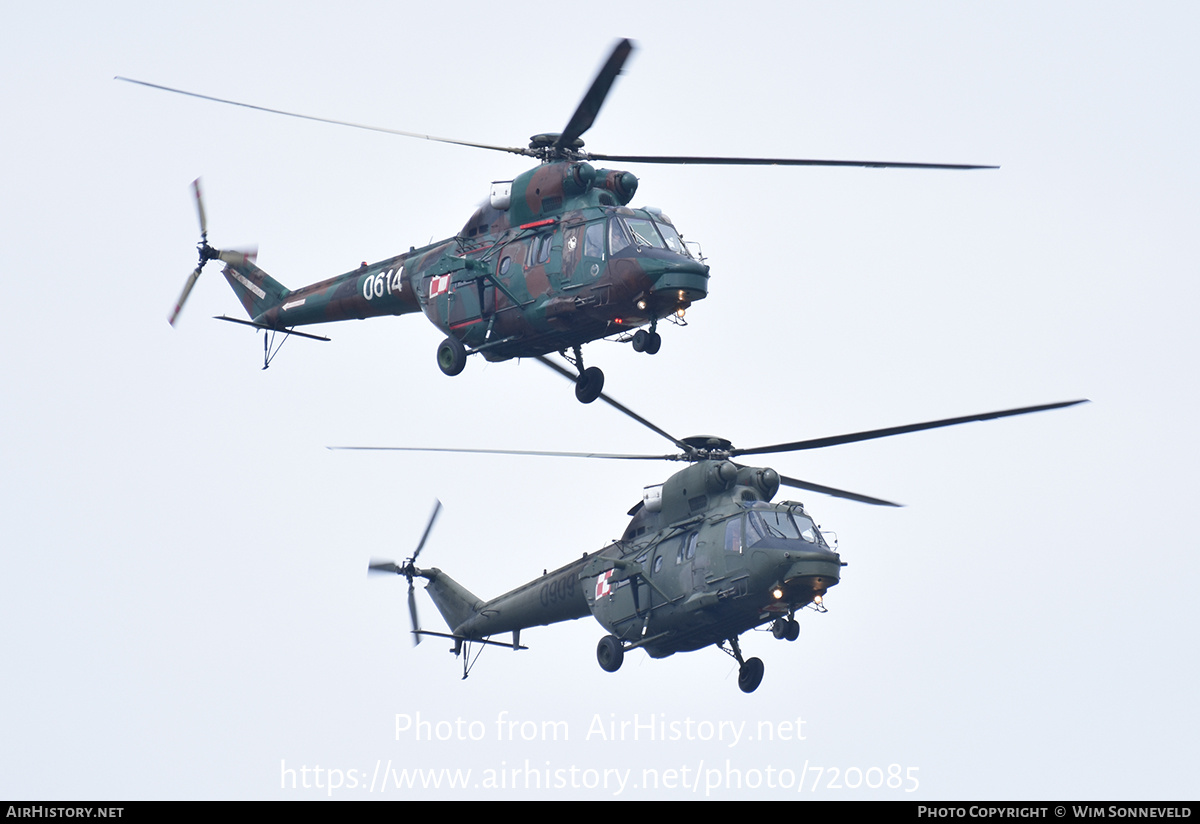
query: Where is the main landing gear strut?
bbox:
[722,636,765,694]
[596,634,625,672]
[565,344,604,404]
[436,336,467,377]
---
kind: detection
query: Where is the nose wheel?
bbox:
[771,617,800,642]
[631,329,662,355]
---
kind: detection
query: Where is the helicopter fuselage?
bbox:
[417,460,842,666]
[218,160,709,375]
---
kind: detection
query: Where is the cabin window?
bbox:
[498,256,512,276]
[653,555,663,574]
[526,233,553,267]
[674,532,698,564]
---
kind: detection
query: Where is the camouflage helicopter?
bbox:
[356,362,1085,692]
[120,39,992,403]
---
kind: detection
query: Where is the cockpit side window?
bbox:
[724,517,743,554]
[584,221,605,258]
[609,217,633,255]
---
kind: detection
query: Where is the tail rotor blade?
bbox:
[168,266,202,326]
[412,499,442,564]
[407,581,421,646]
[192,178,207,238]
[368,559,403,575]
[224,245,259,265]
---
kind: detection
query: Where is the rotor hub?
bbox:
[680,435,735,460]
[528,133,586,162]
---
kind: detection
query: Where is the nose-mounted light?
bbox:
[771,586,784,600]
[636,299,647,311]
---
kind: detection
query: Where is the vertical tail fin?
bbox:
[420,568,483,634]
[219,251,288,321]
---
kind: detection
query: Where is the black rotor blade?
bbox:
[368,559,403,575]
[585,152,996,170]
[115,77,533,158]
[733,400,1089,458]
[412,500,442,564]
[532,356,691,452]
[776,473,902,508]
[332,445,670,460]
[557,38,634,149]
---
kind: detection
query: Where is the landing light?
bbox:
[814,595,823,606]
[636,299,647,311]
[771,587,784,600]
[676,307,686,319]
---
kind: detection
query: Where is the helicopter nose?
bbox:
[646,255,710,305]
[760,544,844,603]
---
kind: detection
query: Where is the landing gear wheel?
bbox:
[772,619,788,640]
[785,619,800,642]
[436,337,467,377]
[575,366,604,404]
[597,635,624,673]
[631,329,648,353]
[738,657,765,693]
[644,331,662,355]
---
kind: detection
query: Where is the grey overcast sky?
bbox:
[2,0,1197,800]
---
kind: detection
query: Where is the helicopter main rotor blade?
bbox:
[557,38,634,150]
[532,356,691,452]
[585,152,996,170]
[733,400,1089,458]
[775,472,902,508]
[115,77,535,158]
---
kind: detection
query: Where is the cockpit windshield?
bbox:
[654,219,688,256]
[608,215,692,258]
[745,506,826,547]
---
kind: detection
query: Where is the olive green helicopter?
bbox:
[119,39,991,402]
[352,361,1085,693]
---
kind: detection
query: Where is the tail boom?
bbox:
[420,554,596,642]
[221,252,422,330]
